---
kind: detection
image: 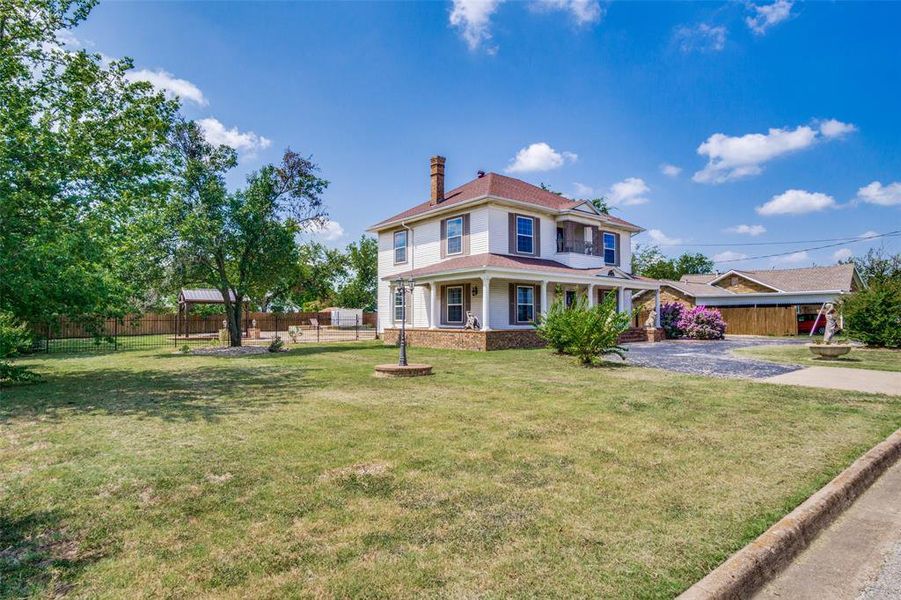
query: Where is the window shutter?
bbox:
[440,219,447,259]
[590,225,600,255]
[533,218,541,257]
[614,232,621,266]
[508,283,515,325]
[440,285,447,325]
[508,213,516,254]
[533,284,541,320]
[462,213,470,255]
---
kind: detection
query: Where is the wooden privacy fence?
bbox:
[718,306,798,336]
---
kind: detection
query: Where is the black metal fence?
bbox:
[26,312,378,354]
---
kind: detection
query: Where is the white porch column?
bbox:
[481,275,491,331]
[429,283,439,329]
[587,284,596,308]
[617,287,624,313]
[540,280,549,318]
[654,287,661,327]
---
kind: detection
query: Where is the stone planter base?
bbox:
[808,343,852,359]
[374,364,433,377]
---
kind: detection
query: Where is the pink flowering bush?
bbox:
[659,302,686,339]
[677,306,726,340]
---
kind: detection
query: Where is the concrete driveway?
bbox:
[620,337,807,379]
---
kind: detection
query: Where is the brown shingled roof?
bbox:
[733,264,857,292]
[383,252,636,280]
[372,172,640,230]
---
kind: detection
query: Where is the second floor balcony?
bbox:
[556,238,600,255]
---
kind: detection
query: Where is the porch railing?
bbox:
[556,239,599,255]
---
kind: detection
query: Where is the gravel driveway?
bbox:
[620,337,808,379]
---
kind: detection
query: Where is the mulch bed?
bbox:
[188,346,270,357]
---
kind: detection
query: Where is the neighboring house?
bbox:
[367,156,660,350]
[633,264,863,336]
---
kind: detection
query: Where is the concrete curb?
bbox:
[678,428,901,600]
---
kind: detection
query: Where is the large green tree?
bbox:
[0,0,177,328]
[631,244,714,280]
[166,121,328,345]
[840,248,901,285]
[334,236,377,311]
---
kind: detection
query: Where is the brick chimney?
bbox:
[430,155,446,205]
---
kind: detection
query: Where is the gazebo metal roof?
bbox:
[178,288,237,304]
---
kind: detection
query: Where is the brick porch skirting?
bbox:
[382,327,664,351]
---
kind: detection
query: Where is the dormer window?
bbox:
[516,216,535,254]
[446,216,463,255]
[393,230,407,264]
[603,232,616,265]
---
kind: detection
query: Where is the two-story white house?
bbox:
[368,156,661,351]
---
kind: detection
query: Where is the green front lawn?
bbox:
[3,342,899,598]
[734,344,901,372]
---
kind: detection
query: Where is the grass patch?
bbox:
[734,344,901,372]
[2,341,899,598]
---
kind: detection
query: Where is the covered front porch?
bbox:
[384,268,662,350]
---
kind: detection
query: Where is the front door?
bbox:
[565,290,576,308]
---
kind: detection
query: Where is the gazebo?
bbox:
[175,288,248,339]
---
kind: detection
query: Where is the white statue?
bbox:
[644,309,657,328]
[822,303,838,344]
[252,319,257,328]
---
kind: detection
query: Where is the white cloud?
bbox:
[859,230,879,239]
[648,229,681,245]
[126,68,207,106]
[818,118,857,139]
[725,224,767,236]
[660,163,682,177]
[756,189,836,216]
[573,182,594,197]
[856,181,901,207]
[713,250,748,262]
[197,117,271,154]
[450,0,502,52]
[532,0,604,25]
[314,221,345,242]
[833,248,853,261]
[746,0,794,35]
[675,23,727,53]
[608,177,650,206]
[505,142,577,173]
[693,120,854,184]
[777,250,809,264]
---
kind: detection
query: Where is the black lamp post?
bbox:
[393,276,414,366]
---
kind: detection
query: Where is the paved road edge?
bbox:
[678,428,901,600]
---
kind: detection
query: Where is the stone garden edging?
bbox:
[678,428,901,600]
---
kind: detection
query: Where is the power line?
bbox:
[714,230,901,264]
[651,230,900,248]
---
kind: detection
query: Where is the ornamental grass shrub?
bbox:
[839,279,901,348]
[536,294,632,365]
[677,306,726,340]
[659,301,686,339]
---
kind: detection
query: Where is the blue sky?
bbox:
[72,1,900,268]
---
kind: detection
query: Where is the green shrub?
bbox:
[0,311,38,383]
[268,336,284,353]
[840,279,901,348]
[536,294,631,365]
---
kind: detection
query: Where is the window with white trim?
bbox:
[446,217,463,255]
[603,232,616,264]
[516,216,534,254]
[393,288,405,322]
[393,230,407,264]
[446,286,463,323]
[516,285,534,323]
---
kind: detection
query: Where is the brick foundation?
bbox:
[383,326,663,351]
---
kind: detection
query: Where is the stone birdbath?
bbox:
[807,343,852,359]
[807,302,852,359]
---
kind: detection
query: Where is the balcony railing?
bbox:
[556,239,599,255]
